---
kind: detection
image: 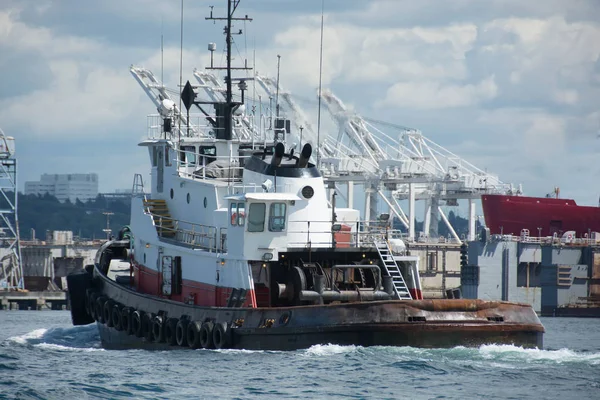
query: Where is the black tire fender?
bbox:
[152,315,165,343]
[187,321,202,349]
[212,322,231,349]
[103,300,115,327]
[176,319,190,347]
[88,292,98,321]
[143,313,154,342]
[121,307,133,335]
[131,310,144,338]
[95,296,107,324]
[200,321,215,349]
[164,318,178,346]
[111,304,123,331]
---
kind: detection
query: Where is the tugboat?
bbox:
[67,0,544,350]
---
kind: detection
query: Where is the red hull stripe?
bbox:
[132,262,256,308]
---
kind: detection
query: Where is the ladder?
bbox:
[143,199,177,238]
[374,241,412,300]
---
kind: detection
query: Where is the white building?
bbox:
[25,173,99,203]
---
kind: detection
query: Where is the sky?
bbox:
[1,0,599,206]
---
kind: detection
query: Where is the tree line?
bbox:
[14,193,130,241]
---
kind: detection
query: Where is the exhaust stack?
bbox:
[271,142,285,167]
[296,143,312,168]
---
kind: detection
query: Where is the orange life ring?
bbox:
[231,211,245,225]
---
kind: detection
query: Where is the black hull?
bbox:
[98,321,543,351]
[69,264,545,351]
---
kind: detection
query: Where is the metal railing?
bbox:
[143,201,223,252]
[490,233,600,246]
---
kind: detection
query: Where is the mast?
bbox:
[203,0,252,141]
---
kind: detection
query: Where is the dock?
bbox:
[0,290,68,310]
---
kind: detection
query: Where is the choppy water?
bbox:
[1,312,599,399]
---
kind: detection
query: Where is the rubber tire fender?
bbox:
[95,296,107,324]
[88,292,98,321]
[186,321,202,349]
[131,310,145,338]
[121,307,133,335]
[142,313,154,342]
[66,270,94,326]
[176,319,190,347]
[85,288,95,318]
[212,322,231,350]
[199,321,215,349]
[164,318,178,346]
[103,300,115,327]
[111,304,123,331]
[152,315,165,343]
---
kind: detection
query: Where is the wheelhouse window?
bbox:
[230,202,246,227]
[181,146,197,166]
[237,202,245,226]
[247,203,266,232]
[269,202,287,232]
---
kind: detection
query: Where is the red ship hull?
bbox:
[481,194,600,237]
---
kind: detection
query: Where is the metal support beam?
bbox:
[408,183,415,240]
[347,181,354,209]
[378,190,408,229]
[468,199,476,241]
[438,206,461,243]
[429,196,439,238]
[423,198,431,238]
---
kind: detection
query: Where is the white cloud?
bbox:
[0,0,599,204]
[379,76,498,109]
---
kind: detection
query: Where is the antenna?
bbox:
[275,54,281,118]
[178,0,184,143]
[161,18,164,85]
[203,0,252,141]
[102,212,114,240]
[316,0,325,168]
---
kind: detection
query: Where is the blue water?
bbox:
[1,312,599,399]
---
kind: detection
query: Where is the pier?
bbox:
[0,290,68,310]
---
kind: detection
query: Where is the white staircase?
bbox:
[375,241,412,300]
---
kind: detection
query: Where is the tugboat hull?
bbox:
[75,265,544,351]
[97,319,543,351]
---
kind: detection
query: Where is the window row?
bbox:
[230,202,287,232]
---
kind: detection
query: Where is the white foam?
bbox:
[214,348,265,354]
[304,344,359,356]
[7,328,48,344]
[35,343,105,352]
[479,344,600,365]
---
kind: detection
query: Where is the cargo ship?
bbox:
[482,193,600,237]
[66,0,544,350]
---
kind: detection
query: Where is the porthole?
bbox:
[301,185,314,199]
[143,253,146,264]
[187,193,191,204]
[170,188,174,199]
[204,197,208,208]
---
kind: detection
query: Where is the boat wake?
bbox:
[6,325,102,352]
[299,343,600,366]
